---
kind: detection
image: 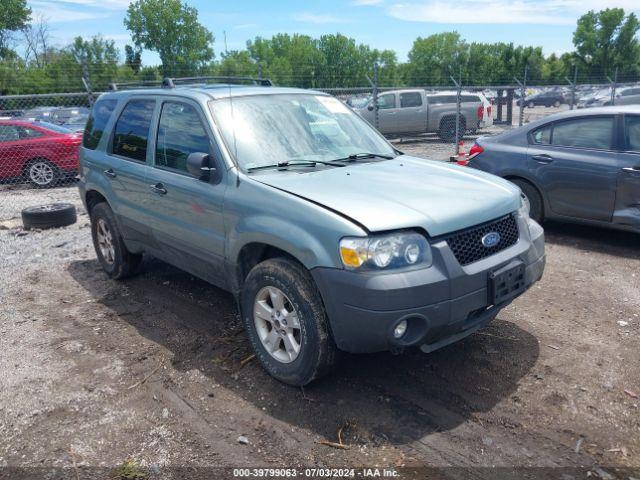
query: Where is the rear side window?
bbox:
[156,102,210,172]
[461,95,481,103]
[400,92,422,108]
[428,95,457,105]
[0,125,19,142]
[531,124,552,144]
[625,115,640,151]
[83,99,118,150]
[112,99,155,161]
[18,127,43,139]
[552,117,614,150]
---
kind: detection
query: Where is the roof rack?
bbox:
[108,75,272,91]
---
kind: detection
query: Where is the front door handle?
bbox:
[150,182,167,195]
[532,154,553,164]
[103,168,116,178]
[622,166,640,174]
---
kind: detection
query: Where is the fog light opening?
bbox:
[393,320,408,339]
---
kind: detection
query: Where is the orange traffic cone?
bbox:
[456,141,468,165]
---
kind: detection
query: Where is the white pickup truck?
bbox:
[353,89,491,142]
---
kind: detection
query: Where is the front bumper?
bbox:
[311,215,545,354]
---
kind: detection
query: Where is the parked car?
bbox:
[465,106,640,233]
[50,107,90,126]
[0,120,81,187]
[606,86,640,106]
[577,88,612,109]
[353,89,484,141]
[78,84,545,386]
[517,90,565,108]
[21,106,59,122]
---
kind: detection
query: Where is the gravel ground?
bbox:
[1,182,638,480]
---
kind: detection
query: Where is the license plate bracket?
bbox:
[489,260,525,305]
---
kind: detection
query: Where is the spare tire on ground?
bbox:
[21,203,77,230]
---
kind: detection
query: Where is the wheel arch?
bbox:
[234,242,306,293]
[503,175,546,219]
[85,188,109,214]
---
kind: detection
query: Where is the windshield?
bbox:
[209,93,395,171]
[37,121,73,134]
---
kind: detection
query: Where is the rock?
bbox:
[162,408,169,419]
[617,320,629,327]
[237,435,249,445]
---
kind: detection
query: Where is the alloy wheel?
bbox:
[29,161,54,186]
[253,286,302,363]
[96,218,115,265]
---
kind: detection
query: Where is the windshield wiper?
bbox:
[331,152,396,163]
[247,159,346,172]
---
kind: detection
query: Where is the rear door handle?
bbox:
[532,154,553,164]
[150,182,167,195]
[103,168,116,178]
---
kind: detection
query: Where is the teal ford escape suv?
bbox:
[78,81,545,386]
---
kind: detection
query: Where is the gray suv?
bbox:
[78,82,545,385]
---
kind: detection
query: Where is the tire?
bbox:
[527,101,535,109]
[241,257,339,386]
[511,179,543,223]
[25,158,60,188]
[21,203,77,230]
[90,202,142,279]
[553,100,561,108]
[438,117,465,143]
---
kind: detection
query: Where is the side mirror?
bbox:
[187,152,216,180]
[367,104,374,111]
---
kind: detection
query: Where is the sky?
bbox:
[27,0,640,65]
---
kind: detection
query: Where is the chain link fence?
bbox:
[1,71,639,222]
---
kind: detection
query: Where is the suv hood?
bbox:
[253,156,520,237]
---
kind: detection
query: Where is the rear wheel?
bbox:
[90,202,142,279]
[527,101,535,109]
[241,257,339,386]
[511,179,543,223]
[25,159,60,188]
[553,100,561,108]
[438,117,465,143]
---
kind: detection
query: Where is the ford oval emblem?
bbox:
[481,232,501,248]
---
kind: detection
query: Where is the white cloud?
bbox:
[29,1,111,22]
[351,0,384,5]
[387,0,640,25]
[292,12,347,24]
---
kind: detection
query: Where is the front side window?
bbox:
[210,93,395,171]
[377,94,396,109]
[400,92,422,108]
[156,102,210,172]
[531,124,552,145]
[552,117,614,150]
[625,115,640,152]
[84,98,118,150]
[112,99,155,161]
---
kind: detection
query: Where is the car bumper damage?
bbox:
[312,215,545,354]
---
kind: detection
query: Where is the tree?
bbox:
[573,8,640,80]
[69,36,120,89]
[124,0,214,77]
[0,0,31,58]
[405,32,468,86]
[22,14,51,68]
[125,44,142,73]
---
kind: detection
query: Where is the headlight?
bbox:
[339,231,432,270]
[518,193,530,219]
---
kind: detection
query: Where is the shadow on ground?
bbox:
[69,257,538,446]
[544,221,639,260]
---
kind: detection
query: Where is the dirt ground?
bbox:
[1,174,639,479]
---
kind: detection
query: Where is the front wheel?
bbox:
[527,101,535,109]
[241,257,339,386]
[553,100,561,108]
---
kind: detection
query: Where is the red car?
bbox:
[0,119,82,187]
